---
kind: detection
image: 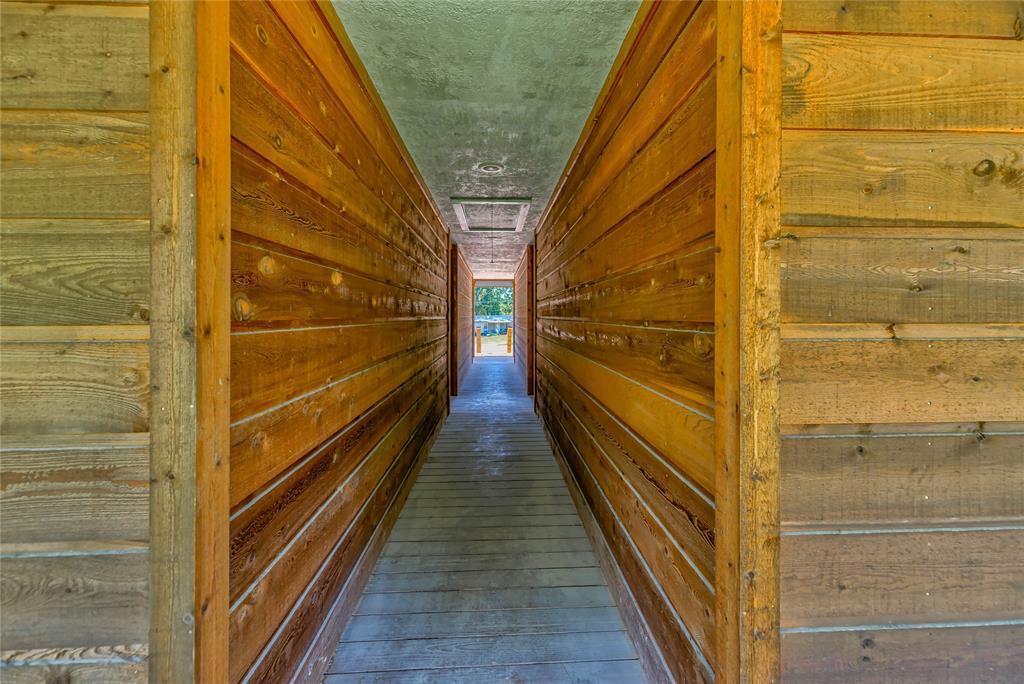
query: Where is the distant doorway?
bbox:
[474,285,513,357]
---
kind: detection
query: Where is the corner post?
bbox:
[150,1,231,680]
[714,1,783,681]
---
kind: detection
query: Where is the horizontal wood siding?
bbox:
[778,2,1024,681]
[534,2,717,681]
[227,2,448,681]
[451,245,474,394]
[0,0,151,680]
[513,245,534,394]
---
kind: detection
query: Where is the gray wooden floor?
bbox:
[326,357,644,683]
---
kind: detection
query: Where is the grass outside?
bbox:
[478,331,512,356]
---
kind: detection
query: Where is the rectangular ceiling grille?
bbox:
[451,197,531,232]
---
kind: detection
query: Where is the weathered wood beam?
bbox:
[715,1,783,682]
[149,1,231,680]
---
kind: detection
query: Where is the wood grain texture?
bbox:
[513,244,534,394]
[781,237,1024,323]
[782,431,1024,527]
[714,3,784,682]
[538,245,715,327]
[539,0,715,272]
[231,319,445,419]
[538,336,714,492]
[782,33,1024,131]
[778,3,1024,680]
[534,3,720,678]
[191,2,233,679]
[538,356,715,573]
[538,318,714,413]
[274,415,437,684]
[540,74,716,279]
[0,658,148,684]
[450,245,474,394]
[0,434,149,544]
[0,0,155,678]
[228,368,444,600]
[783,0,1024,39]
[0,2,149,111]
[781,528,1024,626]
[330,358,639,683]
[0,219,150,326]
[229,343,444,507]
[537,0,700,257]
[0,339,149,434]
[540,378,714,660]
[232,145,445,299]
[781,623,1024,684]
[548,435,674,684]
[229,0,445,269]
[226,2,450,679]
[0,549,148,651]
[537,155,715,303]
[0,110,149,218]
[541,388,711,684]
[231,239,444,329]
[230,54,445,281]
[781,130,1024,229]
[780,338,1024,424]
[270,0,448,251]
[229,389,444,682]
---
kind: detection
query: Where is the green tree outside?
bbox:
[474,287,513,316]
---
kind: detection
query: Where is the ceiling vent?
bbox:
[451,197,531,232]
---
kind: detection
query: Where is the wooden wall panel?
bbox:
[0,1,152,680]
[778,2,1024,680]
[227,2,448,681]
[450,244,474,395]
[513,245,534,394]
[534,3,717,680]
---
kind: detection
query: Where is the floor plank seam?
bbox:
[330,358,644,682]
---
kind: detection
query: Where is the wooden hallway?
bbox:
[327,357,644,682]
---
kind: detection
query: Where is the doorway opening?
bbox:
[474,284,513,357]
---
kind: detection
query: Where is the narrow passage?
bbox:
[327,357,643,682]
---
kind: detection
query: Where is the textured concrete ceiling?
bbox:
[332,0,639,278]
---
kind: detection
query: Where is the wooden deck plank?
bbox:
[399,504,576,516]
[329,358,642,680]
[354,586,616,617]
[383,538,596,557]
[366,567,605,593]
[386,526,587,543]
[323,659,646,683]
[342,606,622,642]
[394,514,582,529]
[373,551,600,575]
[329,632,637,673]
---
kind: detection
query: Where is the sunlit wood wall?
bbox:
[778,1,1024,681]
[513,245,535,394]
[226,1,449,680]
[450,244,474,394]
[534,2,718,681]
[0,1,151,680]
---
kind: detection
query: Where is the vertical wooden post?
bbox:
[476,327,482,354]
[150,1,231,680]
[449,242,457,400]
[507,327,513,354]
[193,1,231,680]
[715,2,783,683]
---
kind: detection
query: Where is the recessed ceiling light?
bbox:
[477,162,504,174]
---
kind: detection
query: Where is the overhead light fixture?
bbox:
[450,196,531,232]
[476,162,504,174]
